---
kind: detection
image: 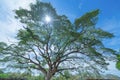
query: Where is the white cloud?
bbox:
[1,0,36,10]
[106,61,120,77]
[0,0,36,43]
[0,17,22,43]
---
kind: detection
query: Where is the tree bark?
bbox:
[45,73,52,80]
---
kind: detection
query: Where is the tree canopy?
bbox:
[0,1,118,80]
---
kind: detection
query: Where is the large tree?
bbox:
[0,1,118,80]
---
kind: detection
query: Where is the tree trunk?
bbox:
[45,73,52,80]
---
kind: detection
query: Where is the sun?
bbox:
[45,15,51,23]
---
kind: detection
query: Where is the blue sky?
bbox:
[42,0,120,51]
[0,0,120,76]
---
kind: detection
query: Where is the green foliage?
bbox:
[0,73,9,78]
[116,54,120,70]
[94,29,114,38]
[116,61,120,70]
[0,72,120,80]
[0,42,7,52]
[15,1,57,24]
[74,9,99,28]
[115,52,120,70]
[117,54,120,61]
[0,70,3,74]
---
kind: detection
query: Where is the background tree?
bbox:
[0,1,117,80]
[116,50,120,70]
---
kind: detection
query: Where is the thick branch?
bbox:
[20,55,47,74]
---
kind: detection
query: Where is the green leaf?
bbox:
[74,9,99,29]
[0,42,7,52]
[117,54,120,61]
[116,61,120,70]
[95,29,114,38]
[101,48,116,54]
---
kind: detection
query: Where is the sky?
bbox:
[0,0,120,76]
[42,0,120,51]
